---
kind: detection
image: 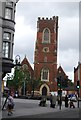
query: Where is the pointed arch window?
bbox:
[42,28,50,43]
[41,68,49,81]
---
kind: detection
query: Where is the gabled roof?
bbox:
[57,66,68,79]
[21,55,34,72]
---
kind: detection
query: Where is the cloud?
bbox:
[14,15,36,63]
[58,49,79,80]
[13,2,79,81]
[58,17,79,51]
[19,0,80,2]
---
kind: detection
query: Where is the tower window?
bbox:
[41,68,49,81]
[43,47,49,52]
[42,28,50,43]
[44,57,47,62]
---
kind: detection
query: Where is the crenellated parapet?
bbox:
[38,16,58,22]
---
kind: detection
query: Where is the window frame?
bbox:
[6,2,13,7]
[3,32,11,58]
[41,68,49,81]
[3,32,11,41]
[3,41,10,58]
[5,7,12,20]
[43,47,49,52]
[42,28,50,44]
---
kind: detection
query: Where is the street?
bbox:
[19,108,79,118]
[1,98,81,119]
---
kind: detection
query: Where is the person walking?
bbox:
[65,95,68,107]
[7,92,14,116]
[69,100,75,108]
[50,94,57,108]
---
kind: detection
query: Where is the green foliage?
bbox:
[7,79,14,88]
[28,78,42,96]
[7,66,42,96]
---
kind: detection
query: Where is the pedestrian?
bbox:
[39,95,46,107]
[65,95,68,107]
[69,100,75,108]
[7,91,14,116]
[50,94,52,107]
[50,94,57,108]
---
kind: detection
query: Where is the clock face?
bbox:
[22,64,28,70]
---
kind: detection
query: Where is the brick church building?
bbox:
[74,62,81,98]
[34,16,58,96]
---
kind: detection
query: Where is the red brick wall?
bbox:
[34,17,58,95]
[74,63,81,98]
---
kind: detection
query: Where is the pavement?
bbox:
[1,98,80,119]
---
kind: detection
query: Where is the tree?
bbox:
[28,78,42,97]
[7,66,42,97]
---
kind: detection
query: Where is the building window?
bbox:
[3,42,10,58]
[43,47,49,52]
[3,32,11,58]
[54,23,56,33]
[22,64,28,70]
[3,32,11,40]
[44,57,47,62]
[6,2,13,6]
[12,34,14,42]
[41,68,49,81]
[5,8,12,20]
[42,28,50,43]
[54,39,56,44]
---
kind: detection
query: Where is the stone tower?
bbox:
[34,16,58,96]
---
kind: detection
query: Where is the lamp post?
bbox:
[77,61,80,108]
[15,55,21,69]
[14,55,21,93]
[57,76,62,110]
[57,69,62,110]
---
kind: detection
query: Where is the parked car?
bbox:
[68,95,77,102]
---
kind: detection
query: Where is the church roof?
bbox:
[21,55,33,72]
[57,66,68,79]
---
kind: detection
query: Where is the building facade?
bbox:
[74,62,81,98]
[19,56,34,96]
[34,16,58,96]
[0,0,19,78]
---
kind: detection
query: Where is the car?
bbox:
[69,96,77,102]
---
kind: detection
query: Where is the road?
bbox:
[19,108,79,118]
[1,98,81,119]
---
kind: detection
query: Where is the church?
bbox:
[21,16,59,96]
[34,16,58,96]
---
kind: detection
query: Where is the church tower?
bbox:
[34,16,58,96]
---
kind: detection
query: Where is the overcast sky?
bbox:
[13,1,79,81]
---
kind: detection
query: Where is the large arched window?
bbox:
[41,68,49,81]
[42,28,50,43]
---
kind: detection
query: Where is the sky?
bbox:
[12,1,79,82]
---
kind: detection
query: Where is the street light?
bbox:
[57,69,62,110]
[15,55,21,69]
[14,55,21,95]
